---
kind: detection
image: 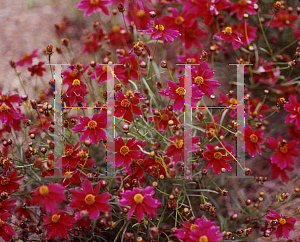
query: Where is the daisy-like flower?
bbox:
[0,212,16,242]
[0,104,23,127]
[218,93,238,117]
[0,198,17,213]
[284,95,300,130]
[143,153,171,178]
[42,209,76,240]
[244,123,265,157]
[62,143,80,168]
[77,0,110,17]
[213,26,243,44]
[27,61,46,77]
[266,136,300,169]
[148,108,181,132]
[270,163,293,183]
[89,63,126,85]
[72,111,107,144]
[107,136,147,170]
[119,186,161,222]
[30,115,52,134]
[16,48,39,67]
[61,168,81,187]
[139,19,181,42]
[266,209,298,240]
[232,21,257,49]
[230,0,258,20]
[0,92,22,109]
[31,184,66,213]
[0,169,24,194]
[69,180,111,219]
[267,9,298,29]
[204,141,234,175]
[65,79,88,107]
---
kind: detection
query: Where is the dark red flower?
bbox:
[0,198,17,213]
[16,48,39,67]
[232,21,257,49]
[0,104,23,127]
[230,0,258,20]
[0,212,16,241]
[148,108,181,132]
[62,143,80,168]
[267,9,298,29]
[270,163,293,183]
[77,0,110,16]
[28,61,46,77]
[284,95,300,130]
[0,93,22,109]
[213,27,243,45]
[244,124,265,157]
[0,169,23,194]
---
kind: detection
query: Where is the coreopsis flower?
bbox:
[41,154,59,178]
[213,26,242,45]
[42,210,76,240]
[82,32,102,54]
[164,129,200,164]
[15,199,32,220]
[148,108,181,132]
[0,93,22,109]
[204,141,234,175]
[107,26,131,48]
[89,63,126,85]
[266,209,298,240]
[254,62,280,85]
[230,0,258,20]
[143,153,171,178]
[244,123,265,157]
[72,111,107,144]
[267,9,298,29]
[284,95,300,130]
[175,216,223,242]
[62,64,89,85]
[61,169,81,187]
[115,91,143,123]
[69,180,111,219]
[77,0,110,17]
[0,212,16,242]
[0,198,17,213]
[139,19,181,42]
[266,136,300,169]
[16,48,39,66]
[107,136,147,170]
[31,184,66,213]
[270,163,293,183]
[232,21,257,49]
[119,186,161,222]
[27,61,46,77]
[30,115,52,134]
[0,104,23,127]
[0,169,24,194]
[62,143,80,168]
[126,2,153,30]
[218,93,238,117]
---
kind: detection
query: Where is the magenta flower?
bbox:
[267,9,298,29]
[232,21,257,49]
[0,93,22,110]
[266,209,298,240]
[119,186,161,222]
[72,111,107,144]
[230,0,258,20]
[27,61,46,77]
[148,108,181,132]
[77,0,110,17]
[284,95,300,130]
[244,123,265,157]
[270,163,293,183]
[213,27,243,45]
[69,180,111,219]
[16,48,39,67]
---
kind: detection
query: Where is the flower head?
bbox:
[213,27,243,45]
[230,0,258,20]
[16,48,39,66]
[0,169,23,194]
[28,61,46,77]
[77,0,110,17]
[284,95,300,130]
[0,212,16,242]
[244,123,265,157]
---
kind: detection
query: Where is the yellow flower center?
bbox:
[175,16,184,25]
[190,224,198,231]
[72,79,81,86]
[126,90,134,99]
[249,134,258,143]
[225,27,232,35]
[175,87,186,96]
[279,145,288,154]
[64,171,72,178]
[137,10,145,18]
[121,99,131,108]
[155,24,165,31]
[238,0,248,6]
[120,146,130,156]
[78,150,87,160]
[90,0,99,5]
[65,148,73,157]
[39,185,49,196]
[22,53,30,59]
[214,152,223,161]
[0,219,4,227]
[208,128,216,137]
[279,218,286,225]
[85,194,95,205]
[199,236,208,242]
[112,26,120,33]
[51,214,60,223]
[88,120,97,129]
[0,104,8,112]
[102,66,107,72]
[0,94,9,101]
[174,139,183,149]
[194,76,204,85]
[0,177,10,186]
[274,1,281,10]
[38,118,47,127]
[229,98,237,105]
[297,107,300,115]
[134,194,144,203]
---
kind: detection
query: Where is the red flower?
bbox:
[0,198,17,213]
[204,141,234,175]
[16,48,39,66]
[89,63,126,85]
[0,169,23,194]
[180,21,208,50]
[126,2,154,30]
[284,95,300,130]
[29,115,52,134]
[230,0,258,20]
[15,199,32,220]
[0,212,16,242]
[107,26,131,48]
[31,184,66,213]
[62,143,80,168]
[213,27,243,45]
[143,153,171,178]
[65,79,88,107]
[72,111,107,144]
[27,61,46,77]
[270,163,293,183]
[0,104,23,127]
[61,169,82,187]
[69,180,111,219]
[119,186,161,222]
[266,209,298,240]
[82,32,103,54]
[0,92,22,109]
[77,0,110,17]
[267,9,298,29]
[232,21,257,49]
[42,209,76,240]
[244,124,265,157]
[148,108,181,132]
[266,136,300,169]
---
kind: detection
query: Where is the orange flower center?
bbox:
[72,79,81,86]
[22,53,30,59]
[38,118,47,127]
[0,219,4,227]
[229,98,237,105]
[249,134,258,143]
[214,152,223,161]
[126,90,134,99]
[64,171,72,178]
[199,236,208,242]
[121,99,131,108]
[176,87,186,96]
[274,1,281,10]
[190,224,198,231]
[0,94,9,101]
[112,26,120,33]
[162,114,170,122]
[175,16,184,25]
[137,10,145,18]
[90,0,99,5]
[208,128,216,137]
[51,214,60,223]
[194,76,204,85]
[297,107,300,115]
[78,150,88,160]
[65,148,73,157]
[174,139,183,149]
[155,24,165,31]
[225,27,232,35]
[134,194,144,203]
[120,146,130,156]
[85,194,95,205]
[0,104,8,112]
[137,159,144,165]
[39,185,49,196]
[88,120,97,129]
[102,66,107,72]
[279,145,288,154]
[238,0,248,6]
[0,177,10,186]
[279,218,286,225]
